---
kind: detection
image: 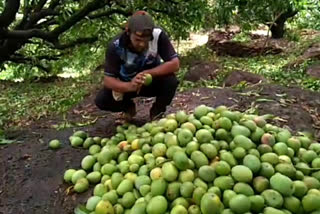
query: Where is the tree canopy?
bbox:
[0,0,209,78]
[214,0,319,38]
[1,0,320,80]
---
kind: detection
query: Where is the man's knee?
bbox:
[168,75,179,90]
[95,88,115,111]
[95,90,108,110]
[95,88,134,112]
[160,74,179,92]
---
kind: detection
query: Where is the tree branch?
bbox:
[88,8,132,19]
[53,36,99,49]
[34,18,58,28]
[30,0,38,7]
[165,0,179,4]
[49,0,61,9]
[2,29,54,41]
[27,9,59,27]
[1,1,113,43]
[0,0,20,28]
[283,10,298,19]
[36,9,59,19]
[34,0,49,12]
[51,0,107,36]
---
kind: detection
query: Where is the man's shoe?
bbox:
[124,104,136,120]
[150,105,165,121]
[116,104,136,124]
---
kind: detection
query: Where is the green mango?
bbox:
[139,184,151,197]
[192,187,206,205]
[173,151,189,170]
[86,171,101,184]
[214,176,235,191]
[116,179,133,196]
[120,192,135,209]
[170,205,187,214]
[180,182,194,198]
[101,163,117,176]
[102,190,118,205]
[200,193,224,214]
[166,182,181,201]
[188,205,201,214]
[270,173,294,196]
[131,202,146,214]
[111,172,124,189]
[200,143,217,159]
[135,175,151,190]
[81,155,96,170]
[171,197,189,209]
[220,151,237,167]
[234,135,254,150]
[262,189,284,208]
[151,178,167,196]
[191,151,209,169]
[263,207,285,214]
[146,196,168,214]
[162,162,179,182]
[231,125,251,137]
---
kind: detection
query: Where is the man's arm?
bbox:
[104,76,133,93]
[144,57,179,77]
[144,31,180,77]
[104,75,144,93]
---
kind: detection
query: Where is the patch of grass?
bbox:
[177,45,228,91]
[0,72,102,129]
[219,51,320,91]
[231,32,251,43]
[177,70,227,92]
[179,45,216,67]
[177,30,320,92]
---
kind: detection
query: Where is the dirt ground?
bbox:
[1,83,320,214]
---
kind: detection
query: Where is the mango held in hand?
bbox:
[144,73,152,86]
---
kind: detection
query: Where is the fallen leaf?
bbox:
[255,98,275,103]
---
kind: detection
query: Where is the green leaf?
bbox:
[0,139,15,145]
[74,205,90,214]
[255,98,275,103]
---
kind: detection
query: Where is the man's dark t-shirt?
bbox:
[104,28,178,82]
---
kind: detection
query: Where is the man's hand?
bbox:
[104,74,146,93]
[128,72,146,92]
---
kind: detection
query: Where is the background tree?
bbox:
[213,0,317,39]
[292,0,320,31]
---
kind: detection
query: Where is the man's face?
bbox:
[129,31,152,53]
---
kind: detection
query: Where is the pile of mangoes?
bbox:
[60,105,320,214]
